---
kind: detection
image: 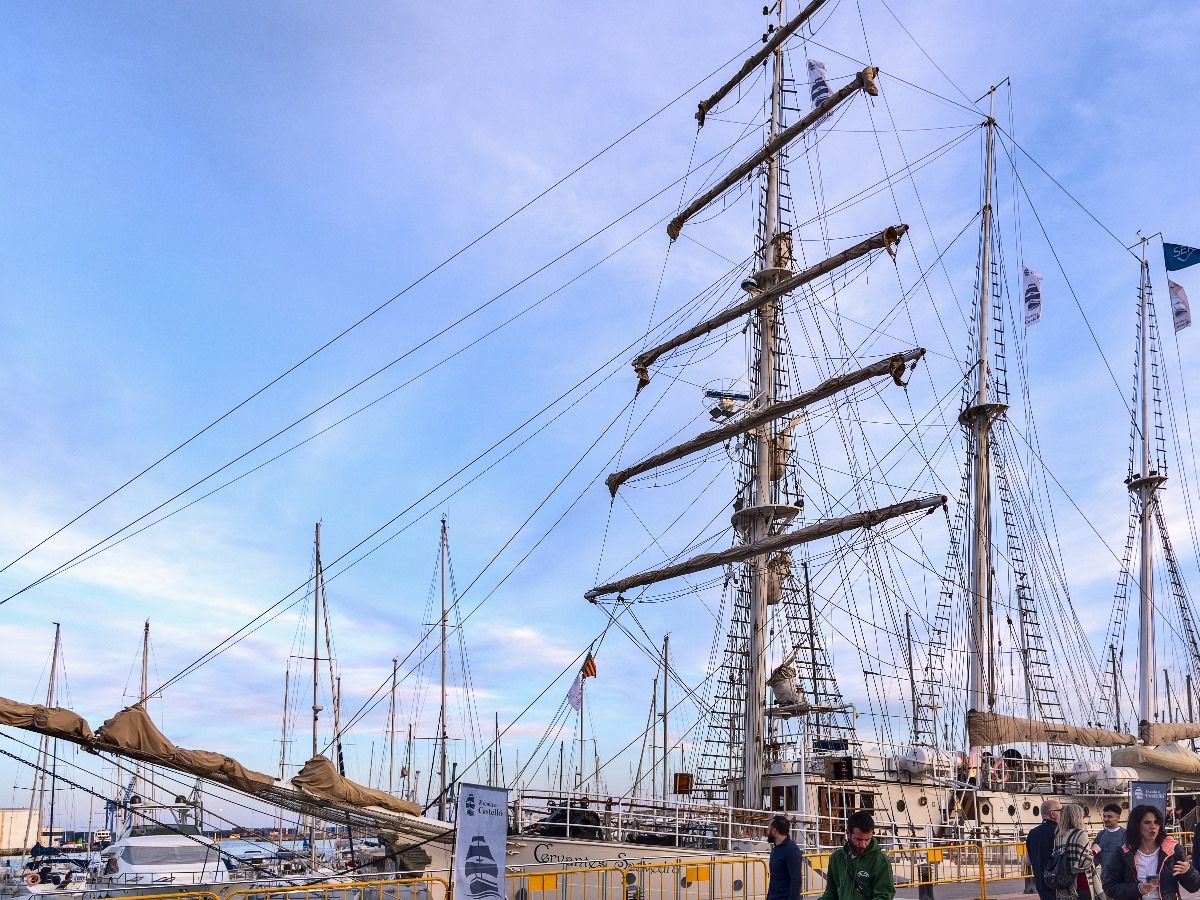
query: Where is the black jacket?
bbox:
[1027,819,1057,897]
[1101,838,1200,900]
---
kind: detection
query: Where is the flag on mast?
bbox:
[1169,280,1192,331]
[1164,243,1200,271]
[566,652,598,711]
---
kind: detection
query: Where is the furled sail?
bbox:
[0,696,448,840]
[0,697,93,741]
[292,754,421,816]
[585,493,945,600]
[1140,722,1200,745]
[96,704,275,794]
[694,0,830,128]
[966,710,1136,748]
[609,349,923,494]
[1112,743,1200,776]
[668,66,879,241]
[634,224,907,387]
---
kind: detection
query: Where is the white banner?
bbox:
[1170,279,1192,331]
[454,783,508,900]
[1022,266,1043,325]
[807,60,831,109]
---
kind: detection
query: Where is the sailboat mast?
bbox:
[1134,248,1160,724]
[964,88,1001,731]
[388,658,398,795]
[310,522,321,869]
[279,665,289,839]
[138,620,149,799]
[742,0,787,813]
[661,634,669,802]
[438,515,449,820]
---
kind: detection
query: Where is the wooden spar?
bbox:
[634,223,907,388]
[584,494,946,601]
[609,348,924,495]
[668,67,879,241]
[694,0,829,128]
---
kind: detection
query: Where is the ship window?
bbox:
[860,793,875,811]
[980,803,991,816]
[1008,805,1017,816]
[785,786,798,810]
[1032,806,1040,817]
[120,845,216,866]
[771,787,786,811]
[896,800,907,812]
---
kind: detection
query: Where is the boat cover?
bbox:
[0,697,93,741]
[966,710,1136,747]
[292,754,422,816]
[1112,742,1200,776]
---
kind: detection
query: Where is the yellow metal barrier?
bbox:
[86,894,222,900]
[224,875,450,900]
[505,856,768,900]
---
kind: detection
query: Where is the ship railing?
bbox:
[512,791,778,853]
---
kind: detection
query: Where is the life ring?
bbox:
[990,758,1008,785]
[25,873,40,886]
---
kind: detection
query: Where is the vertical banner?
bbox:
[454,783,509,900]
[1169,279,1192,331]
[807,60,831,109]
[1023,267,1044,325]
[1130,781,1168,816]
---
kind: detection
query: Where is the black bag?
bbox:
[1046,830,1083,891]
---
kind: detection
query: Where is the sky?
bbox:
[2,0,1200,831]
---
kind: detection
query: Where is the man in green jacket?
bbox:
[819,811,896,900]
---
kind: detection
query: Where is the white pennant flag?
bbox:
[1170,279,1192,331]
[566,672,584,711]
[1022,266,1044,325]
[807,60,831,110]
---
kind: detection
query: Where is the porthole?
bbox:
[1032,805,1040,817]
[1008,805,1017,816]
[896,800,907,812]
[981,803,991,816]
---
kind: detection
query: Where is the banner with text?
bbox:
[1131,780,1169,817]
[454,783,508,900]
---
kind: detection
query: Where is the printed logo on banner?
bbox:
[455,784,508,900]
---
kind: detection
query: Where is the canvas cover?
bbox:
[292,755,421,816]
[1112,742,1200,776]
[966,710,1136,748]
[1140,722,1200,746]
[0,696,94,741]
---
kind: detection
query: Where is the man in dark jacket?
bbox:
[767,815,804,900]
[1027,798,1062,900]
[818,811,895,900]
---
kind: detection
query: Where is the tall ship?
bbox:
[3,0,1200,883]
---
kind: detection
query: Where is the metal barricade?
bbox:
[504,856,768,900]
[224,876,450,900]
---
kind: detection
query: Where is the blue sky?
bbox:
[2,0,1200,828]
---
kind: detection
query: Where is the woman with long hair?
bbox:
[1054,804,1096,900]
[1102,805,1200,900]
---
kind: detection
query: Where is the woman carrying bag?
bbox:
[1102,805,1200,900]
[1052,804,1096,900]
